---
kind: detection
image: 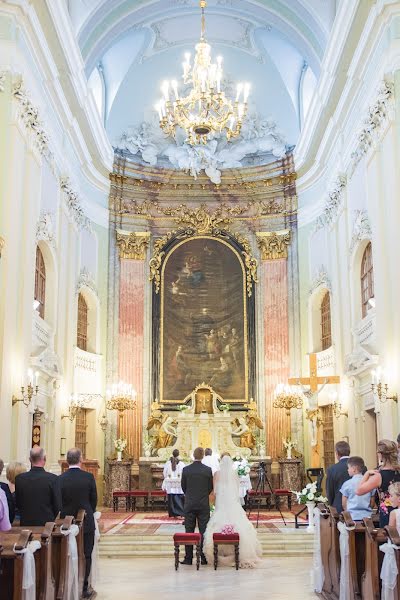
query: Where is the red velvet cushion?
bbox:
[128,491,148,497]
[150,491,166,496]
[248,490,271,496]
[213,533,240,542]
[113,491,129,497]
[274,489,291,494]
[174,533,201,543]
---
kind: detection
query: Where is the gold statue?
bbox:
[232,417,255,449]
[148,414,177,450]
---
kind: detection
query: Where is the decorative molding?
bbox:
[172,205,232,234]
[349,209,372,255]
[344,344,377,377]
[31,347,62,379]
[0,236,4,257]
[149,224,257,296]
[116,231,150,260]
[313,174,347,232]
[76,267,98,297]
[60,177,92,232]
[309,265,332,296]
[350,80,395,172]
[256,230,291,260]
[12,79,50,156]
[115,112,287,183]
[36,212,56,249]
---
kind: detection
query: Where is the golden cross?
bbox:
[288,353,340,394]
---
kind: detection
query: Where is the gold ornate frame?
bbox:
[160,235,249,404]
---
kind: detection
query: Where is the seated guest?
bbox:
[0,486,11,531]
[201,448,220,475]
[388,482,400,532]
[340,456,374,520]
[162,449,185,517]
[0,458,15,524]
[326,440,351,513]
[6,461,26,521]
[15,447,61,526]
[59,448,97,599]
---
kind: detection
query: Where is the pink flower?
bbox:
[220,524,236,535]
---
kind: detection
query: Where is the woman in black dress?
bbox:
[356,439,400,527]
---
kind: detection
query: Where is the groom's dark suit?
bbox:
[181,460,213,562]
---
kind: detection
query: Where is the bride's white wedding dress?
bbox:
[203,456,262,568]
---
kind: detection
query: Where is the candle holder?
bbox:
[273,384,304,416]
[106,381,137,429]
[371,368,398,403]
[12,369,39,407]
[61,395,85,422]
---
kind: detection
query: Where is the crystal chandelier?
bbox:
[155,0,250,146]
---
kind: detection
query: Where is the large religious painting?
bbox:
[160,236,248,403]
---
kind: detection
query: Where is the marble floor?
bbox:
[96,557,318,600]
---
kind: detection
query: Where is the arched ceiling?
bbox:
[67,0,336,150]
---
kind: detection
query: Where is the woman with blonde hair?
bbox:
[6,461,26,521]
[356,439,400,526]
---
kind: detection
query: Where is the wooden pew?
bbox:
[361,517,387,600]
[52,516,74,600]
[0,529,32,600]
[73,509,86,594]
[384,525,400,600]
[341,511,365,600]
[317,505,340,600]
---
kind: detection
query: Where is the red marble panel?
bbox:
[263,258,291,458]
[118,259,144,460]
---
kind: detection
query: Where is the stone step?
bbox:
[99,533,313,558]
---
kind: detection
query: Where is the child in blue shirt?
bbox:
[340,456,375,520]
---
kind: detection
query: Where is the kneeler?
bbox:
[173,533,202,571]
[212,533,240,570]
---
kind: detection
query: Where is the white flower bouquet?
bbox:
[293,482,328,504]
[234,458,251,477]
[114,438,127,452]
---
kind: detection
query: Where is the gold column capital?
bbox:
[256,229,291,260]
[116,230,150,260]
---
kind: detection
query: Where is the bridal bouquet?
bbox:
[234,458,251,477]
[114,438,127,452]
[293,482,328,504]
[220,524,236,535]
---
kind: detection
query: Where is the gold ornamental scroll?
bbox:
[257,230,292,458]
[115,230,149,460]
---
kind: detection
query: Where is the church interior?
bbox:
[1,0,400,598]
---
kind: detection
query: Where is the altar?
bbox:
[149,384,253,461]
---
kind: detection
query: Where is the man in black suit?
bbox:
[59,448,97,599]
[0,458,15,523]
[326,440,351,513]
[181,446,213,565]
[15,447,61,526]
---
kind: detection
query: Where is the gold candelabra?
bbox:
[106,381,137,428]
[273,384,304,416]
[155,0,250,145]
[12,369,39,407]
[371,368,398,403]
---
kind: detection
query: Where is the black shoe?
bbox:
[180,559,193,565]
[201,556,208,565]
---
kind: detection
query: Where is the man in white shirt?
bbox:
[202,448,220,475]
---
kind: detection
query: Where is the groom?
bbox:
[180,446,213,565]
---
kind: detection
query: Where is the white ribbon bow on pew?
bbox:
[13,540,41,600]
[337,520,355,600]
[380,541,400,600]
[311,506,324,593]
[61,523,80,600]
[89,511,101,589]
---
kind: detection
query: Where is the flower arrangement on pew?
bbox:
[220,524,236,535]
[293,482,328,504]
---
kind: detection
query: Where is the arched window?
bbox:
[361,242,374,318]
[321,291,332,350]
[34,246,46,319]
[77,293,88,351]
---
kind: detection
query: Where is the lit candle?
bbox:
[27,368,33,386]
[160,99,166,117]
[35,371,39,386]
[155,103,162,120]
[171,80,179,100]
[244,83,250,103]
[161,81,170,102]
[236,83,243,102]
[238,103,244,119]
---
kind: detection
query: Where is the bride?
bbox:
[203,454,262,568]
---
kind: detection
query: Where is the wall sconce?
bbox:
[61,394,84,422]
[12,369,39,407]
[371,367,398,403]
[305,407,323,425]
[329,391,348,419]
[98,412,109,432]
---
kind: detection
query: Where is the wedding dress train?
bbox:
[203,456,262,568]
